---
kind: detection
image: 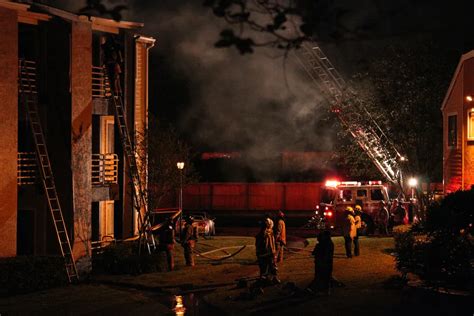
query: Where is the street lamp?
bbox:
[408,177,418,200]
[177,162,185,236]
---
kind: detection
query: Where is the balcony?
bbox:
[18,60,37,94]
[92,153,118,185]
[17,152,37,185]
[92,66,110,99]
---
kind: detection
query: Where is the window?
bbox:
[448,115,457,146]
[320,189,336,204]
[342,190,352,201]
[100,116,115,154]
[370,189,384,201]
[357,189,367,197]
[468,110,474,140]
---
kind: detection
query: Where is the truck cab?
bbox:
[318,180,390,230]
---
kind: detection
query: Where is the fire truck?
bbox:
[316,180,390,231]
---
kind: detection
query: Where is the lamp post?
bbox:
[408,177,418,200]
[177,162,185,236]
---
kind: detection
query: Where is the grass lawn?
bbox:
[0,234,470,315]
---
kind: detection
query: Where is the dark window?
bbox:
[448,115,457,147]
[320,189,336,204]
[371,189,384,201]
[342,190,352,201]
[357,189,367,197]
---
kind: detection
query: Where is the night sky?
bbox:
[54,0,470,162]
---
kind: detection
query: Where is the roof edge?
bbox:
[441,50,474,111]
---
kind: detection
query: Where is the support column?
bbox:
[71,17,92,270]
[0,7,18,257]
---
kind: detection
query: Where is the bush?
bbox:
[92,242,167,275]
[0,256,68,296]
[394,189,474,290]
[425,189,474,233]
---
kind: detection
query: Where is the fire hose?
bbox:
[194,245,248,261]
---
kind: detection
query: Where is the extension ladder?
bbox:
[295,41,406,190]
[103,68,156,254]
[19,59,78,282]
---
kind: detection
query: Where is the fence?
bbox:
[182,182,323,213]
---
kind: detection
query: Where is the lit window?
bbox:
[448,115,457,147]
[468,110,474,140]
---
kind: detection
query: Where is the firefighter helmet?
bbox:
[355,205,362,211]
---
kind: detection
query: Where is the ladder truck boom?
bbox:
[294,41,406,193]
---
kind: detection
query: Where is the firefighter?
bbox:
[310,230,334,294]
[101,35,123,95]
[274,210,287,263]
[377,201,390,235]
[342,207,357,258]
[180,216,197,266]
[255,217,280,284]
[353,205,362,256]
[357,204,375,236]
[158,217,175,271]
[393,200,407,226]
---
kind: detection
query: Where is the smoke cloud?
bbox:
[52,0,464,180]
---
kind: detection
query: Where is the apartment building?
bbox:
[0,0,154,273]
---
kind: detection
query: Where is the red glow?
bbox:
[327,211,333,217]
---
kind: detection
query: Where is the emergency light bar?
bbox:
[325,180,340,188]
[368,180,382,185]
[340,181,359,186]
[325,179,384,187]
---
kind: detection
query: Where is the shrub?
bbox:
[92,242,167,275]
[0,256,68,296]
[425,189,474,233]
[394,189,474,290]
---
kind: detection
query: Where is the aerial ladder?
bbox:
[19,59,79,282]
[102,69,156,254]
[294,41,407,196]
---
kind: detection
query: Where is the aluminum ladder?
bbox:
[103,69,156,254]
[19,60,79,282]
[295,41,406,190]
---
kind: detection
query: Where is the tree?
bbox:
[136,116,198,212]
[337,41,456,182]
[203,1,466,55]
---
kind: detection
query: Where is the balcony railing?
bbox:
[17,152,37,185]
[19,60,37,94]
[92,153,118,185]
[92,66,111,99]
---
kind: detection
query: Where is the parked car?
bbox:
[175,212,216,237]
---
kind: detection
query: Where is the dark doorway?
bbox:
[17,209,35,255]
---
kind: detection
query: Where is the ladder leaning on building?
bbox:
[103,68,156,254]
[18,59,78,283]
